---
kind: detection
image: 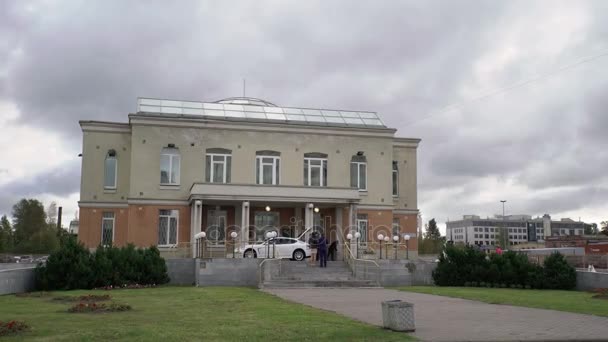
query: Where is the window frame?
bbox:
[350,161,367,191]
[158,209,179,247]
[160,148,180,185]
[207,153,231,184]
[256,155,280,185]
[101,212,115,247]
[304,157,328,187]
[392,161,399,197]
[104,153,118,190]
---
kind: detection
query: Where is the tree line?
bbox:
[0,198,72,254]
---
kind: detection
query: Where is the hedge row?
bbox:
[432,245,576,290]
[35,237,169,290]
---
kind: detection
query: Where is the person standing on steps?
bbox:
[318,233,328,268]
[308,231,319,266]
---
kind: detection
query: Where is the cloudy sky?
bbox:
[1,0,607,233]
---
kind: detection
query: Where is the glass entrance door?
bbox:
[207,210,227,245]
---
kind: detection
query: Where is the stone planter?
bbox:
[381,300,415,332]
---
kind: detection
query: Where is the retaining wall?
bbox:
[196,258,260,286]
[166,258,196,285]
[0,266,36,295]
[351,259,436,286]
[576,271,608,291]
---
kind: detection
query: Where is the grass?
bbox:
[1,287,415,341]
[398,286,608,317]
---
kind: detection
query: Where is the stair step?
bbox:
[262,280,380,288]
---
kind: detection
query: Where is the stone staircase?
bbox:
[261,260,380,288]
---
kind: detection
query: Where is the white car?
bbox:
[241,237,310,261]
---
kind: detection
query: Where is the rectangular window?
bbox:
[392,161,398,196]
[254,212,280,242]
[104,156,117,189]
[101,212,114,246]
[206,154,231,183]
[392,218,400,236]
[256,156,280,185]
[160,148,180,185]
[350,161,367,190]
[158,209,178,246]
[304,158,327,186]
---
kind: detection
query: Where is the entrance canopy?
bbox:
[189,183,360,204]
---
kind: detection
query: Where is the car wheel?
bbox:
[293,249,305,261]
[244,249,257,258]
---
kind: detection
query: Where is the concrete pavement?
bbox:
[264,288,608,341]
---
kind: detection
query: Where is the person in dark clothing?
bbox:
[318,234,328,268]
[328,240,338,261]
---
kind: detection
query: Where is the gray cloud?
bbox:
[1,1,608,229]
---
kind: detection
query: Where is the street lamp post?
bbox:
[194,231,206,258]
[403,234,411,260]
[393,235,399,260]
[384,236,389,259]
[377,234,385,259]
[501,200,507,249]
[271,231,277,258]
[346,233,353,259]
[355,232,361,259]
[230,231,238,258]
[266,231,273,258]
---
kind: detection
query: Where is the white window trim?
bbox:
[104,156,118,189]
[256,155,280,185]
[207,153,230,183]
[160,151,180,185]
[351,161,367,191]
[158,210,179,247]
[392,165,399,197]
[101,213,115,247]
[304,157,327,187]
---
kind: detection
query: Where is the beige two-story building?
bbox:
[78,97,420,258]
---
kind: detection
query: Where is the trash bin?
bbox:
[381,300,415,332]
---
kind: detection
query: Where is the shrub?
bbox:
[67,302,132,313]
[543,252,576,290]
[0,321,29,336]
[464,282,471,287]
[479,282,486,287]
[35,238,169,291]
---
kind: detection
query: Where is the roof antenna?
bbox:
[243,79,246,97]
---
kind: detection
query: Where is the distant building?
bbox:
[446,214,592,247]
[69,220,79,235]
[545,235,608,255]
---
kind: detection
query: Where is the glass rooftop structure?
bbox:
[137,97,386,128]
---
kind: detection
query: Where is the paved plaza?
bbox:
[265,288,608,341]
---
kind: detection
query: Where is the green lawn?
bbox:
[1,287,414,341]
[399,286,608,317]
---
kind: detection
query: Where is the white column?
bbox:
[191,200,202,257]
[335,207,343,260]
[241,201,250,247]
[304,203,314,241]
[349,203,357,256]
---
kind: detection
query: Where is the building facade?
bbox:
[446,214,592,247]
[78,97,420,258]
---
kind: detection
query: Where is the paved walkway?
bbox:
[264,288,608,341]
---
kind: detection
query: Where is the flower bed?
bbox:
[0,321,29,337]
[67,302,132,313]
[593,288,608,300]
[53,294,111,302]
[94,283,157,291]
[15,291,51,298]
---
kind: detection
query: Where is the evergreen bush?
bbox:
[35,238,169,290]
[542,252,576,290]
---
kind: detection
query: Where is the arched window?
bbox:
[303,152,327,187]
[205,148,232,183]
[104,149,117,189]
[350,154,367,191]
[160,147,180,185]
[256,150,280,185]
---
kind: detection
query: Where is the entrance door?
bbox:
[207,210,227,245]
[357,218,368,246]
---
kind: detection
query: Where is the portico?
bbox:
[189,183,360,257]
